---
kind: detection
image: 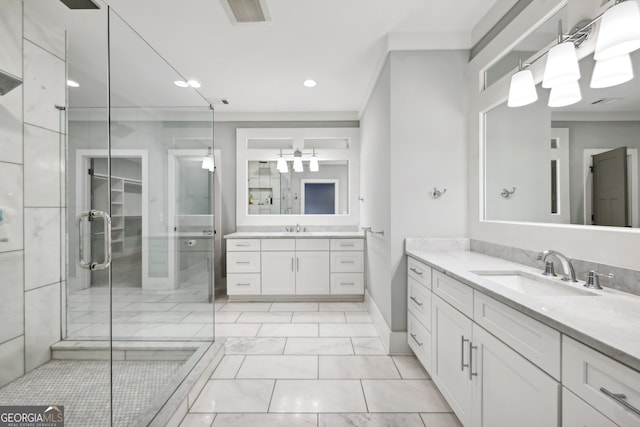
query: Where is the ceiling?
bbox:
[53,0,500,117]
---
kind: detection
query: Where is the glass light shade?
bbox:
[293,157,303,172]
[542,42,580,88]
[309,157,319,172]
[594,0,640,61]
[201,156,214,172]
[548,81,582,107]
[590,54,634,88]
[276,157,287,172]
[508,69,538,107]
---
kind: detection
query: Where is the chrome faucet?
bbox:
[537,250,578,282]
[296,223,300,233]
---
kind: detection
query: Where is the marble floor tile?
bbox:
[270,380,367,413]
[319,302,366,312]
[162,295,210,303]
[270,302,319,312]
[171,303,216,312]
[214,312,240,323]
[319,413,425,427]
[179,413,215,427]
[214,324,261,338]
[258,323,318,337]
[361,380,451,413]
[345,312,373,323]
[420,413,462,427]
[236,355,318,379]
[319,324,378,337]
[219,302,272,312]
[212,414,317,427]
[119,302,179,312]
[117,323,204,339]
[211,356,245,379]
[351,338,387,355]
[237,312,292,323]
[224,337,286,355]
[319,356,400,379]
[180,312,218,323]
[127,312,190,323]
[292,312,346,323]
[190,379,274,413]
[285,338,354,355]
[393,356,429,379]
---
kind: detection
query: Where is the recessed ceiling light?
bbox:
[174,80,189,88]
[67,79,80,88]
[187,80,201,88]
[303,79,317,88]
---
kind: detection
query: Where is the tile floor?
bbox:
[180,301,461,427]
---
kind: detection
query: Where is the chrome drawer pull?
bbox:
[410,296,423,306]
[340,243,355,247]
[340,282,355,286]
[410,267,423,276]
[236,261,251,264]
[340,260,355,264]
[461,336,469,371]
[236,283,251,286]
[600,387,640,416]
[236,243,250,247]
[410,333,423,347]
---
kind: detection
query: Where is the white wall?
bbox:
[361,51,469,331]
[468,0,640,271]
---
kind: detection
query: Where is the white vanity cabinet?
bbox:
[226,236,363,298]
[563,388,617,427]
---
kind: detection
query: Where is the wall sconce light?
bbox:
[590,53,634,88]
[543,21,581,89]
[508,58,538,107]
[201,147,214,172]
[549,80,582,107]
[594,0,640,61]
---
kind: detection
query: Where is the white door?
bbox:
[261,251,295,295]
[471,324,560,427]
[432,295,473,426]
[295,251,330,294]
[562,388,617,427]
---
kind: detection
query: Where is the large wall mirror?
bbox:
[484,48,640,228]
[236,128,360,227]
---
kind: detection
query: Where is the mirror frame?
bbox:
[468,0,640,272]
[236,127,360,227]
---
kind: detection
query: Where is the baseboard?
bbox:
[364,292,412,355]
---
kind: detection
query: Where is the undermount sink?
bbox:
[470,270,598,297]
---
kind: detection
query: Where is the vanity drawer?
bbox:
[563,387,617,427]
[297,238,330,251]
[408,257,432,289]
[330,252,364,273]
[563,336,640,427]
[262,239,295,251]
[408,277,432,331]
[226,252,260,273]
[408,311,432,373]
[474,291,560,379]
[330,239,364,251]
[227,274,261,295]
[432,270,473,318]
[330,273,364,294]
[227,239,260,251]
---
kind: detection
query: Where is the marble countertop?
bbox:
[406,247,640,372]
[224,231,365,239]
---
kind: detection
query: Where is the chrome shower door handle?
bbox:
[77,210,112,270]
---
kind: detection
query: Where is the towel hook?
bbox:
[501,187,516,199]
[431,188,447,199]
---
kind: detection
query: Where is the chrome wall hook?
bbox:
[501,187,516,198]
[431,188,447,199]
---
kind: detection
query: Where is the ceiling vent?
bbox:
[208,98,230,105]
[58,0,100,10]
[591,98,623,105]
[222,0,270,23]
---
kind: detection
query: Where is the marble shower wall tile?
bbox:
[24,124,62,207]
[0,0,23,78]
[25,282,61,371]
[0,162,24,252]
[0,87,23,164]
[471,239,640,296]
[0,251,24,343]
[24,208,61,290]
[0,336,25,388]
[23,41,65,133]
[23,0,66,60]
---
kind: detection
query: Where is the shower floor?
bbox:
[0,359,183,426]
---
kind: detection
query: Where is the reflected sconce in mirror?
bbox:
[507,1,640,108]
[276,149,288,173]
[501,187,516,199]
[431,188,447,199]
[201,147,214,172]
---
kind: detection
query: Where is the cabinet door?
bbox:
[471,324,560,427]
[296,251,330,294]
[563,388,617,427]
[432,295,473,427]
[261,251,295,295]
